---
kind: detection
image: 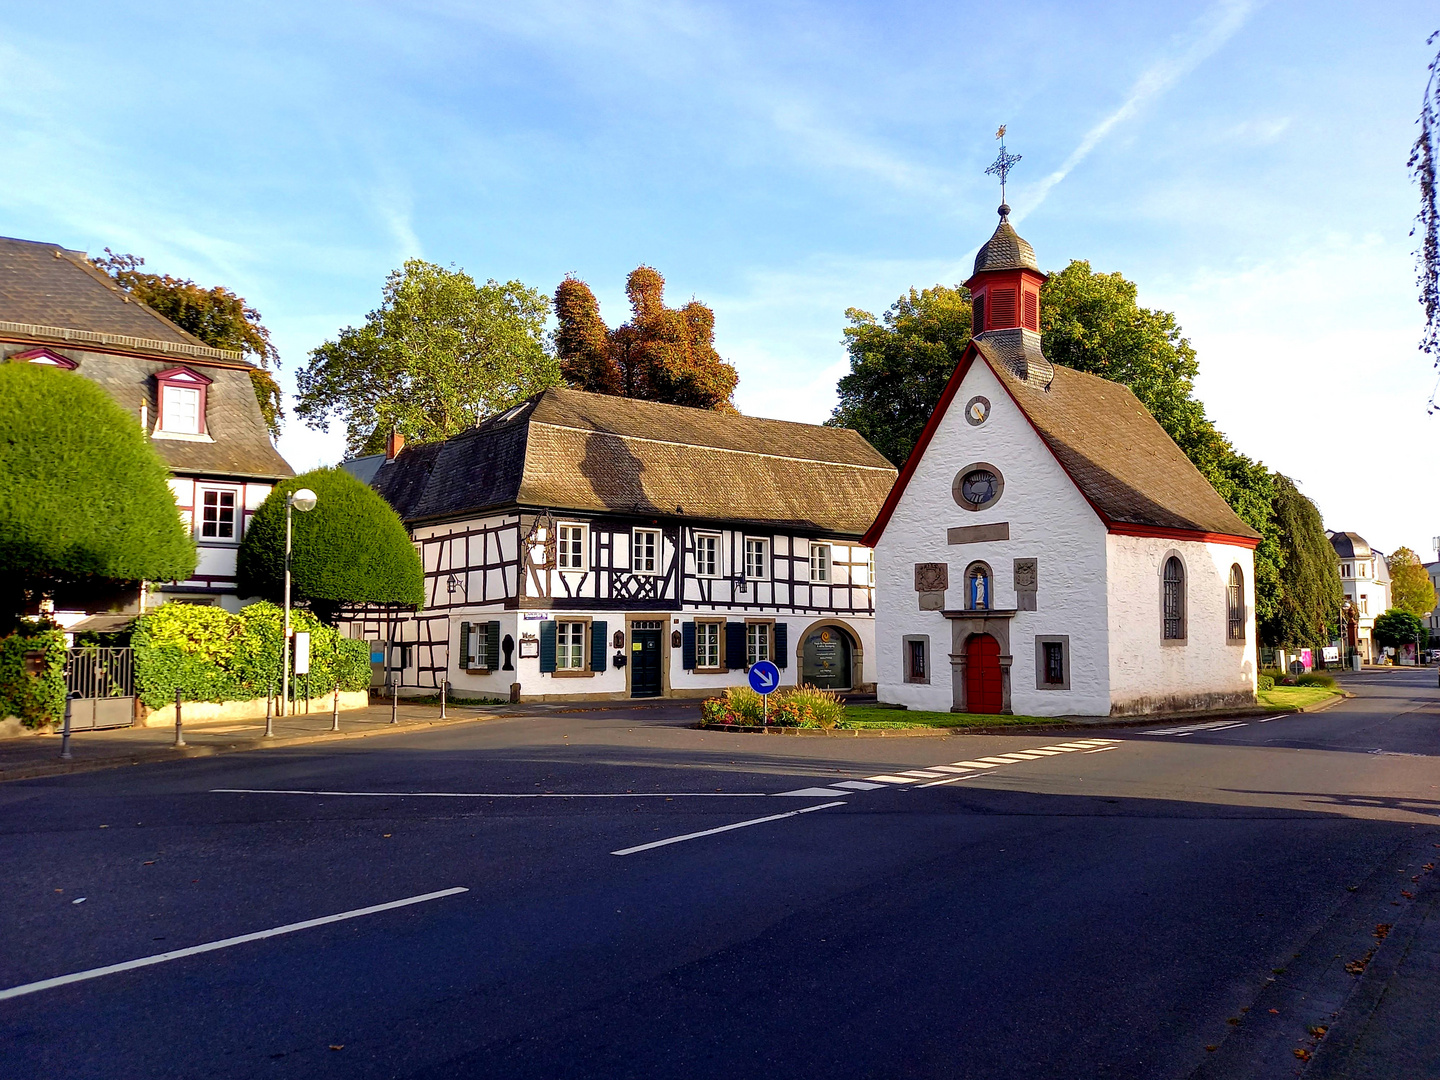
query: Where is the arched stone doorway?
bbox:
[799,623,856,691]
[965,634,1003,713]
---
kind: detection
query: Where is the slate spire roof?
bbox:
[355,387,897,538]
[972,207,1040,275]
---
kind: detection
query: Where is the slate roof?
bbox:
[360,387,897,537]
[971,211,1040,274]
[1328,531,1372,560]
[0,236,291,481]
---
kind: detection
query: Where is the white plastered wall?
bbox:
[1106,535,1256,713]
[875,358,1111,716]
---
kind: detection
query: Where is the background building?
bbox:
[1329,531,1390,664]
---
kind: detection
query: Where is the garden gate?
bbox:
[64,647,136,730]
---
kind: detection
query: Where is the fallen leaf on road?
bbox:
[72,898,85,905]
[143,860,155,866]
[1375,924,1392,940]
[1308,1025,1328,1038]
[329,1045,344,1051]
[1402,891,1414,899]
[1269,1009,1280,1015]
[383,834,392,838]
[1294,1049,1311,1061]
[1205,1046,1218,1052]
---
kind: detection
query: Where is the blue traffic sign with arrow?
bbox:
[748,660,780,695]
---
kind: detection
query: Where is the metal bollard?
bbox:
[440,678,447,720]
[391,680,398,724]
[264,679,275,738]
[331,686,340,732]
[173,688,186,748]
[59,691,76,761]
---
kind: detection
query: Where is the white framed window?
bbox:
[1360,594,1368,615]
[695,533,721,578]
[746,622,771,666]
[695,621,721,669]
[809,543,831,583]
[632,528,660,575]
[556,621,587,670]
[198,487,238,540]
[867,550,875,587]
[162,385,201,434]
[557,524,587,570]
[744,537,769,580]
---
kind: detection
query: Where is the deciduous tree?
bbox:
[1259,477,1343,649]
[297,261,558,456]
[1373,608,1426,655]
[554,267,738,410]
[1388,546,1438,617]
[92,250,285,439]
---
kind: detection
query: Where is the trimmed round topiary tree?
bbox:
[0,364,196,625]
[237,467,423,621]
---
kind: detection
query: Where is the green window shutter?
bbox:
[485,621,501,670]
[590,620,607,673]
[681,621,696,670]
[539,620,557,673]
[724,621,746,673]
[459,622,471,669]
[774,622,788,668]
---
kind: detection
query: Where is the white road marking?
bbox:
[1140,720,1247,737]
[865,774,922,784]
[996,752,1044,760]
[774,787,853,798]
[211,789,767,798]
[949,760,1003,769]
[1018,749,1065,755]
[975,757,1018,764]
[917,773,977,788]
[833,781,886,790]
[926,765,974,774]
[1081,746,1118,754]
[901,770,948,778]
[0,888,468,1002]
[611,802,846,856]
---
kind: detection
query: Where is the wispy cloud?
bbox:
[1021,0,1255,215]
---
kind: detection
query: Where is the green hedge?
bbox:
[0,621,66,728]
[1257,674,1275,692]
[133,601,370,710]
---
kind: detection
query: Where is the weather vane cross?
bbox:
[984,125,1021,207]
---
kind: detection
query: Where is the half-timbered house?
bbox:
[340,387,896,701]
[0,236,293,622]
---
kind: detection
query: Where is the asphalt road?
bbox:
[1,671,1436,1079]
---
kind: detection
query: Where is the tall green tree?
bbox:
[0,365,195,628]
[1259,476,1342,649]
[92,250,285,440]
[237,468,423,624]
[554,267,739,410]
[1388,546,1439,617]
[1373,608,1427,656]
[297,261,559,456]
[828,286,971,467]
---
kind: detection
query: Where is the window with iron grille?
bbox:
[907,638,927,682]
[1163,557,1185,640]
[1043,641,1064,684]
[1227,564,1245,641]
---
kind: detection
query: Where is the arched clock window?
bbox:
[952,463,1004,512]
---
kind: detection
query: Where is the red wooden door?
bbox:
[965,634,1003,714]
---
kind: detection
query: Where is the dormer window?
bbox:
[154,366,213,436]
[12,347,78,369]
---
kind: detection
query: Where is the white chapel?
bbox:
[864,204,1261,717]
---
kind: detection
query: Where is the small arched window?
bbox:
[1163,557,1185,640]
[967,563,991,611]
[1227,564,1245,641]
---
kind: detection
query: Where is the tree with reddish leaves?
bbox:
[554,267,738,410]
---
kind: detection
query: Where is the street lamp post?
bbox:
[279,488,318,725]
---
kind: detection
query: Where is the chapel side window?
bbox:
[556,621,587,670]
[695,622,721,669]
[696,534,720,578]
[199,488,237,540]
[1163,557,1186,640]
[746,622,771,666]
[1227,565,1245,641]
[633,529,660,575]
[907,639,927,682]
[809,543,830,583]
[745,538,769,580]
[558,525,587,570]
[1043,642,1065,685]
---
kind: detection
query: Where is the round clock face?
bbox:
[965,395,991,426]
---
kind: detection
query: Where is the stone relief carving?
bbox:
[914,562,949,593]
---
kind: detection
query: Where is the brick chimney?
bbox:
[385,429,405,461]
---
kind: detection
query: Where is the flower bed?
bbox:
[700,685,845,729]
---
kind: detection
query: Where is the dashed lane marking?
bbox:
[864,774,923,784]
[1140,720,1248,737]
[917,772,978,788]
[211,789,768,798]
[901,770,949,778]
[833,780,886,790]
[612,802,846,856]
[774,787,856,798]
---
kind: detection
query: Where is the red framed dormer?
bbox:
[12,346,78,369]
[154,366,213,436]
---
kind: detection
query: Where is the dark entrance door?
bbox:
[802,626,852,690]
[965,634,1003,713]
[630,627,663,697]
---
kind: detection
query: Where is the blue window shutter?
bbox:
[539,620,557,673]
[725,621,746,672]
[590,620,607,672]
[774,622,788,668]
[459,622,471,669]
[485,621,500,670]
[682,621,696,670]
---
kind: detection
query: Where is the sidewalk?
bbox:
[0,697,698,783]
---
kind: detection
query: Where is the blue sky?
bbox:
[3,1,1436,557]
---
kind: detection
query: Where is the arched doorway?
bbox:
[802,625,853,690]
[965,634,1003,713]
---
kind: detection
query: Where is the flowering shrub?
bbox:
[701,684,844,728]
